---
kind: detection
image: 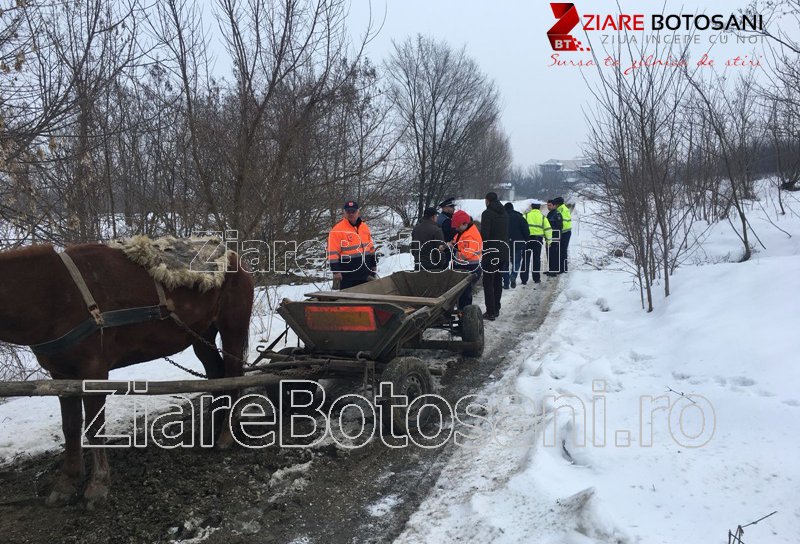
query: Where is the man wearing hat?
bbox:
[545,199,563,276]
[449,210,482,309]
[327,200,378,289]
[437,197,457,242]
[411,207,447,272]
[554,196,572,273]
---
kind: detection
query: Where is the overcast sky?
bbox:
[345,0,784,166]
[205,0,795,166]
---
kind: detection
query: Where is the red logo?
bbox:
[548,3,589,52]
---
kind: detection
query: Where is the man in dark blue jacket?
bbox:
[546,199,563,276]
[502,202,529,289]
[437,197,457,242]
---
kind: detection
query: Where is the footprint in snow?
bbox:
[630,350,655,362]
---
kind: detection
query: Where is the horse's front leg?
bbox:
[46,395,84,506]
[82,393,111,509]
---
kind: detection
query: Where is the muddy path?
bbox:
[0,279,559,544]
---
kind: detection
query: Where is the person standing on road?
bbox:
[503,202,529,289]
[554,196,572,273]
[545,199,563,277]
[449,210,482,309]
[436,197,457,268]
[521,201,551,285]
[480,192,509,320]
[437,197,457,243]
[411,207,446,272]
[327,200,378,289]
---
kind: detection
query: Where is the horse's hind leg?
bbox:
[213,275,253,449]
[46,393,84,506]
[192,326,233,447]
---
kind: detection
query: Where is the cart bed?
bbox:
[276,270,470,360]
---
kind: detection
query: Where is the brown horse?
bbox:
[0,243,254,507]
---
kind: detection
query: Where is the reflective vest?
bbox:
[524,209,552,241]
[558,203,572,232]
[451,224,482,266]
[327,218,375,266]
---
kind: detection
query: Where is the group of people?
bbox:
[326,194,572,321]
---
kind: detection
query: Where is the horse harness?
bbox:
[29,251,176,357]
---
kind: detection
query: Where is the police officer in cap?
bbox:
[437,197,457,242]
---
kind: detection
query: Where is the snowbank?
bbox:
[399,182,800,543]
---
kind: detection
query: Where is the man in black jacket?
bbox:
[437,197,457,242]
[411,207,446,272]
[436,197,457,268]
[546,199,563,276]
[480,192,509,320]
[502,202,529,289]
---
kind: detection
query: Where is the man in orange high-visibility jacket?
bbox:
[328,200,378,290]
[449,210,482,309]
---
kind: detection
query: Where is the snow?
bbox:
[2,186,800,542]
[398,182,800,543]
[366,494,401,517]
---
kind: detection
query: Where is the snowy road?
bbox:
[0,276,561,544]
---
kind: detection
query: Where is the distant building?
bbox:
[540,157,600,185]
[491,182,515,201]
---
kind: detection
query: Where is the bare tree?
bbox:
[766,91,800,215]
[459,123,511,198]
[584,22,700,310]
[385,35,502,220]
[747,0,800,195]
[148,0,394,251]
[0,1,146,246]
[685,73,763,261]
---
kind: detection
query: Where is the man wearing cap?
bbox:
[521,201,551,285]
[411,207,446,272]
[554,197,572,273]
[437,197,457,242]
[545,199,563,277]
[327,201,378,289]
[449,210,482,309]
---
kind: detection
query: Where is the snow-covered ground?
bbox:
[3,188,799,543]
[397,183,800,543]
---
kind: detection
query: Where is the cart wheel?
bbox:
[460,304,484,357]
[379,356,435,434]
